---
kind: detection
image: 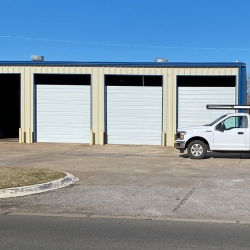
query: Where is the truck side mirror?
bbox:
[216,123,223,131]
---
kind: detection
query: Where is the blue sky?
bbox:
[0,0,249,69]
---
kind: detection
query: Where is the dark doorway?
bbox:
[105,75,162,86]
[0,74,20,139]
[177,75,236,87]
[34,74,91,85]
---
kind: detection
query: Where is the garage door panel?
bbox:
[178,87,235,128]
[107,86,162,145]
[107,119,152,123]
[37,101,90,106]
[37,115,86,123]
[38,124,88,129]
[36,138,85,143]
[108,137,160,145]
[36,85,90,143]
[108,115,162,120]
[107,123,162,128]
[109,107,161,112]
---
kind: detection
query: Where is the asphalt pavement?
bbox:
[1,215,250,250]
[1,142,250,222]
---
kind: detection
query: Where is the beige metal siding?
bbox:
[0,65,239,146]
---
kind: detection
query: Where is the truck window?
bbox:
[222,116,248,130]
[207,114,227,126]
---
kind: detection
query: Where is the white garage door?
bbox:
[178,87,235,128]
[107,86,162,145]
[36,85,90,143]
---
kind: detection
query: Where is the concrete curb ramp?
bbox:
[0,172,79,199]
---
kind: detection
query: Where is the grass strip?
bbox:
[0,167,66,189]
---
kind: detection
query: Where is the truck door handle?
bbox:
[238,132,244,134]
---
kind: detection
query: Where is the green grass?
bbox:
[0,167,66,189]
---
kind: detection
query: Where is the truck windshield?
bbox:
[205,114,228,126]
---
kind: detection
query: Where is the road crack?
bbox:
[172,178,205,213]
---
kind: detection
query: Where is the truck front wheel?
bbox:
[187,140,207,159]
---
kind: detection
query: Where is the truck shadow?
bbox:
[180,152,250,159]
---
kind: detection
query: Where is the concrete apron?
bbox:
[0,142,250,223]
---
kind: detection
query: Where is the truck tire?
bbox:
[187,140,207,159]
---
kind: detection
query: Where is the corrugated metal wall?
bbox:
[36,84,91,143]
[106,86,162,145]
[0,66,239,146]
[178,87,236,127]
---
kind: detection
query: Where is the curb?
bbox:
[0,172,79,199]
[3,212,250,225]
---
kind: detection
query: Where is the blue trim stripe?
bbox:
[0,61,246,68]
[104,76,107,144]
[238,66,247,112]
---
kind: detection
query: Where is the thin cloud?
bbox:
[1,35,250,51]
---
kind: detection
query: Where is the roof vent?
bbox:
[155,58,168,62]
[30,55,44,61]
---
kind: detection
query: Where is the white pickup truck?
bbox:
[174,105,250,159]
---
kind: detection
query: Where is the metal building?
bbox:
[0,61,246,146]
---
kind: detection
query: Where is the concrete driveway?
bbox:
[1,142,250,223]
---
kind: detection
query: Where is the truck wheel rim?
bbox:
[191,144,203,156]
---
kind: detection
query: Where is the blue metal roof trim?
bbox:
[238,66,247,110]
[0,61,246,67]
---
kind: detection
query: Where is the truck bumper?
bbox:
[174,141,186,152]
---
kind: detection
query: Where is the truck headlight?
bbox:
[177,131,186,140]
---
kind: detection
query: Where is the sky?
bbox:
[0,0,249,70]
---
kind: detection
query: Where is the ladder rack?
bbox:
[206,104,250,110]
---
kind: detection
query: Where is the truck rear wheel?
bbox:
[187,140,207,159]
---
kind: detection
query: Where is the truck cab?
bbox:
[174,112,250,159]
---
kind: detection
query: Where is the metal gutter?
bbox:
[0,61,246,68]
